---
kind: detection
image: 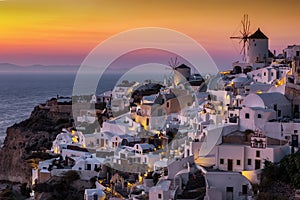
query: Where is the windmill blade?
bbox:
[230,14,251,61]
[245,18,250,35]
[241,40,247,61]
[230,36,243,39]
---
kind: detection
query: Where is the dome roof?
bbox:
[232,77,249,83]
[242,92,290,108]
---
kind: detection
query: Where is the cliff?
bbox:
[0,105,72,184]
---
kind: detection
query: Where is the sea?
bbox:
[0,73,117,145]
[0,71,168,145]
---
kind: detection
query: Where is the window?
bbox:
[264,72,266,76]
[242,185,248,195]
[158,194,162,199]
[226,187,233,192]
[86,164,91,170]
[236,160,241,165]
[296,51,300,57]
[256,151,260,157]
[278,110,281,117]
[271,72,274,76]
[274,104,277,111]
[93,194,98,200]
[146,118,149,126]
[248,159,252,165]
[220,158,224,164]
[245,113,250,119]
[257,114,262,119]
[166,102,170,108]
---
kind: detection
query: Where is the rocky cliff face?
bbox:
[0,106,72,184]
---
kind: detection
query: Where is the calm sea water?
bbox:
[0,73,119,143]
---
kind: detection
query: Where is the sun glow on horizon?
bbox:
[0,0,300,68]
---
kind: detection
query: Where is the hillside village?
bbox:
[29,28,300,200]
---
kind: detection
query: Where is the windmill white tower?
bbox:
[247,28,269,65]
[230,14,270,69]
[168,57,180,86]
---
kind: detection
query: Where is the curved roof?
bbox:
[175,64,191,69]
[249,28,268,39]
[242,92,290,108]
[268,84,286,94]
[232,77,249,83]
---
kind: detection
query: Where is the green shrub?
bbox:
[63,170,80,183]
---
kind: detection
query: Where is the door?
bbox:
[226,187,233,200]
[228,159,233,171]
[292,134,299,147]
[255,160,261,170]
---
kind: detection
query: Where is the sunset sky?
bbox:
[0,0,300,69]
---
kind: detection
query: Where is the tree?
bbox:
[63,170,80,183]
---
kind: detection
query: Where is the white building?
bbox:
[109,147,161,173]
[71,154,104,171]
[51,129,85,154]
[112,80,138,99]
[283,45,300,61]
[84,188,106,200]
[77,109,98,124]
[248,65,290,85]
[215,131,290,183]
[264,121,300,146]
[239,92,291,131]
[149,180,174,200]
[204,171,253,200]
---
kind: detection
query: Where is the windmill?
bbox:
[230,14,251,61]
[166,57,180,86]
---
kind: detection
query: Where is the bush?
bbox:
[0,189,16,200]
[20,183,31,198]
[63,170,80,183]
[260,151,300,193]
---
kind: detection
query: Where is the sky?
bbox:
[0,0,300,69]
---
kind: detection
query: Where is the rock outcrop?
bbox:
[0,105,72,184]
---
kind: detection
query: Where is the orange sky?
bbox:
[0,0,300,68]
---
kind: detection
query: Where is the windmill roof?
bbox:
[249,28,268,39]
[175,64,190,69]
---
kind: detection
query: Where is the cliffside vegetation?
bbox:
[258,150,300,199]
